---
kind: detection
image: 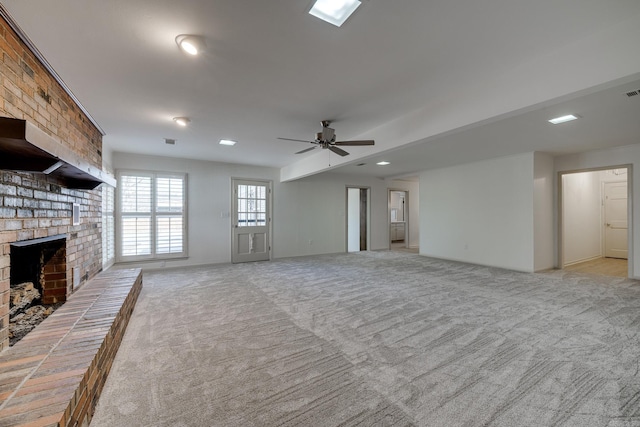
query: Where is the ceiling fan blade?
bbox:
[295,146,317,154]
[334,140,375,146]
[278,137,316,143]
[328,146,350,157]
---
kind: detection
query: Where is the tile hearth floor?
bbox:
[564,257,628,277]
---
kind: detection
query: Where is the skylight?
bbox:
[548,114,578,125]
[309,0,362,27]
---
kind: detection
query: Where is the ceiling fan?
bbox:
[278,120,375,157]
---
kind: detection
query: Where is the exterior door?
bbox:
[232,179,271,263]
[604,181,628,259]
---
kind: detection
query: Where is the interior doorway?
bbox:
[559,166,631,277]
[389,190,408,250]
[347,187,370,252]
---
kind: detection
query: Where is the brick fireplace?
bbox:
[0,10,111,351]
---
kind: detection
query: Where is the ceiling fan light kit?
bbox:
[278,120,374,157]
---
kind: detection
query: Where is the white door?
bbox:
[604,181,628,259]
[232,179,271,263]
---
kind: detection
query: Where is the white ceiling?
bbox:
[3,0,640,180]
[336,76,640,179]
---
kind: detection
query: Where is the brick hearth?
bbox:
[0,268,142,427]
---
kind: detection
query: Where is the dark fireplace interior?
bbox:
[9,234,67,345]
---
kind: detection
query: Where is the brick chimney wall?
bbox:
[0,15,105,351]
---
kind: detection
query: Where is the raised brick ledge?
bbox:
[0,268,142,427]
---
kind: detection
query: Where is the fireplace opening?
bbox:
[9,234,67,345]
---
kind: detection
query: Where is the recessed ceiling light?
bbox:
[219,139,237,146]
[548,114,578,124]
[309,0,362,27]
[376,161,390,166]
[175,34,206,56]
[173,117,190,126]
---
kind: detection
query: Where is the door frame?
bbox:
[557,164,633,277]
[388,188,409,249]
[345,186,370,252]
[231,178,272,263]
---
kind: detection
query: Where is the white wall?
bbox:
[419,153,535,272]
[277,173,389,255]
[533,152,555,271]
[555,143,639,278]
[562,171,602,265]
[112,153,398,269]
[102,148,114,175]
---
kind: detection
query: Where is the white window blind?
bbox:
[117,171,187,261]
[102,184,115,267]
[156,176,184,254]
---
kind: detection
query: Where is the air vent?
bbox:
[626,90,639,97]
[165,138,176,145]
[357,163,366,166]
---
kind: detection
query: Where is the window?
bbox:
[236,184,267,227]
[117,171,187,261]
[102,184,115,267]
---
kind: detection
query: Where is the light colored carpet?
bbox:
[90,251,640,427]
